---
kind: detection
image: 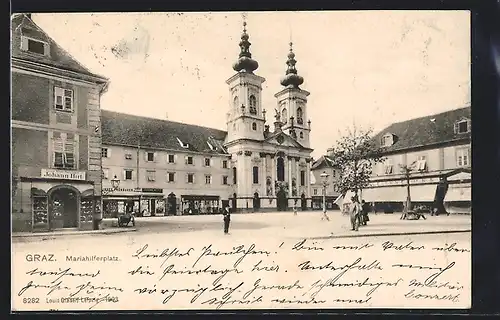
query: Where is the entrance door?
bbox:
[277,190,287,211]
[167,193,177,215]
[50,188,79,228]
[232,193,237,212]
[301,193,307,211]
[253,192,260,211]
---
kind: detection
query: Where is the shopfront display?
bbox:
[103,198,139,218]
[181,195,220,215]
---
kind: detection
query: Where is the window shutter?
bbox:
[131,170,135,181]
[107,148,111,158]
[144,152,148,161]
[192,174,195,184]
[174,155,178,164]
[185,156,188,165]
[123,170,127,180]
[154,152,158,162]
[467,120,471,132]
[454,122,459,134]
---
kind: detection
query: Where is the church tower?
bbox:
[274,42,311,148]
[225,21,267,144]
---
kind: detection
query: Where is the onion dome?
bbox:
[280,42,304,88]
[232,21,259,73]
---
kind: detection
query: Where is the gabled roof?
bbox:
[11,14,106,81]
[311,155,336,170]
[101,110,229,155]
[372,106,471,153]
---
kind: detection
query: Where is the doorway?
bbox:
[301,193,307,211]
[50,187,79,228]
[277,190,287,211]
[232,193,237,212]
[167,193,177,215]
[253,192,260,211]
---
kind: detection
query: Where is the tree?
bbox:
[329,125,386,199]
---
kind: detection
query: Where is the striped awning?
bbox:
[408,184,438,202]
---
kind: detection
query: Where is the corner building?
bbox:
[11,14,108,232]
[224,22,314,212]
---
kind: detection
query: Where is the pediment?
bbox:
[265,132,304,149]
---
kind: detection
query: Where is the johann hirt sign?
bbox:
[41,169,86,181]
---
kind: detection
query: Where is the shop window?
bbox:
[146,170,156,182]
[187,173,194,184]
[53,132,76,169]
[54,87,73,112]
[168,172,175,182]
[204,158,211,167]
[300,170,305,186]
[222,160,228,168]
[80,197,94,223]
[252,166,259,184]
[168,154,175,163]
[32,196,48,229]
[222,175,228,185]
[185,156,194,165]
[124,169,133,180]
[205,175,212,184]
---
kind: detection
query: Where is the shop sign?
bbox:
[142,188,163,193]
[41,169,86,181]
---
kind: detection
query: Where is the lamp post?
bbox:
[320,171,330,221]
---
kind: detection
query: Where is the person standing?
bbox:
[293,204,298,216]
[223,206,231,235]
[349,195,362,231]
[361,200,370,226]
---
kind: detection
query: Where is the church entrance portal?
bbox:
[253,192,260,211]
[301,193,307,211]
[277,190,287,211]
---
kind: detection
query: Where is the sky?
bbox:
[32,11,471,159]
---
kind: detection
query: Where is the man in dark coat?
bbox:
[223,206,231,234]
[361,200,370,226]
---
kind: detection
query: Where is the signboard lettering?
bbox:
[41,169,86,181]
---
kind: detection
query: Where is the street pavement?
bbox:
[12,210,471,244]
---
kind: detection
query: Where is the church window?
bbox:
[281,108,288,124]
[232,167,237,185]
[252,122,257,131]
[249,95,257,115]
[299,131,304,139]
[300,170,305,186]
[233,96,239,110]
[253,166,259,184]
[297,107,304,124]
[277,157,285,182]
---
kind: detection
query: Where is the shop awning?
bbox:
[81,189,95,197]
[361,186,407,202]
[30,187,47,196]
[444,185,471,202]
[409,184,438,202]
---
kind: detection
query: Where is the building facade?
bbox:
[310,156,341,210]
[100,111,231,217]
[99,22,315,215]
[224,23,314,212]
[11,14,108,232]
[361,106,471,213]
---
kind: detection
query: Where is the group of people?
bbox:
[348,195,370,231]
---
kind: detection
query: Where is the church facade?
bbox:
[224,22,314,212]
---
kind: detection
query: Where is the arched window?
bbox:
[297,107,304,124]
[232,167,237,185]
[277,157,285,182]
[249,95,257,115]
[281,108,288,124]
[252,122,257,131]
[299,131,304,139]
[233,96,239,110]
[252,166,259,184]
